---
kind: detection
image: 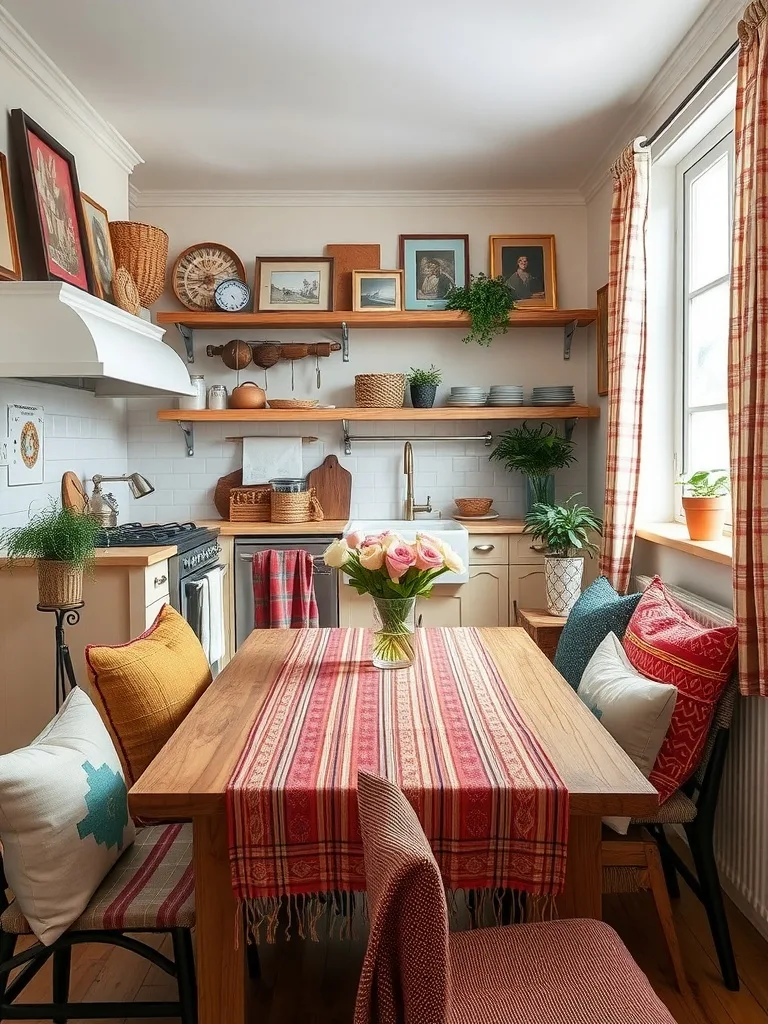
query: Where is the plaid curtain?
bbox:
[599,141,651,593]
[730,3,768,697]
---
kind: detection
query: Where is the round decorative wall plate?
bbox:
[20,420,40,469]
[172,243,246,312]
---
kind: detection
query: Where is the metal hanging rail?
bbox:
[341,421,492,455]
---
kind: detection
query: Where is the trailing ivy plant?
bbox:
[445,273,516,346]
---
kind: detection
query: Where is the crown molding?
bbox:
[0,5,143,174]
[128,187,586,209]
[579,0,743,202]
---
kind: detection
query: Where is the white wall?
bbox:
[126,201,590,522]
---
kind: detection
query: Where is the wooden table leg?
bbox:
[193,814,247,1024]
[557,816,602,919]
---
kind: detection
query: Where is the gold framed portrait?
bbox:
[489,234,557,309]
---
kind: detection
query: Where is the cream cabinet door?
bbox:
[509,564,547,622]
[459,566,509,627]
[417,590,463,627]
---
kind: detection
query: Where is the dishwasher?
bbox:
[234,536,339,649]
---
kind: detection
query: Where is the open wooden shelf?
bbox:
[158,406,600,423]
[155,309,597,331]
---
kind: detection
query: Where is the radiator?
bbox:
[635,576,768,940]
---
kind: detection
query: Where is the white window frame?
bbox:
[674,115,734,523]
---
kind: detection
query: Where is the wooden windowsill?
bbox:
[635,523,732,567]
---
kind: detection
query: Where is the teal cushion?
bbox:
[553,577,642,690]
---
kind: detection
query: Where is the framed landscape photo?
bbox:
[254,256,334,312]
[596,282,609,396]
[352,270,403,312]
[399,234,468,310]
[489,234,557,309]
[0,153,21,281]
[81,193,116,302]
[10,109,93,292]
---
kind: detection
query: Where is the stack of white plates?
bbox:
[531,385,575,406]
[487,385,524,407]
[446,386,488,407]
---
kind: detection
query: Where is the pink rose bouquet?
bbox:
[323,530,463,599]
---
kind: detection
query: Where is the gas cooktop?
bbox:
[95,522,218,552]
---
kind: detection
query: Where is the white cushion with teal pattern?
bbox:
[0,687,135,944]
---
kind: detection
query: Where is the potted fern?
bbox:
[489,423,576,510]
[677,469,730,540]
[445,273,516,346]
[1,500,100,608]
[524,497,603,615]
[406,365,442,408]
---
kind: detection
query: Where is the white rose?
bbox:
[441,542,465,575]
[359,543,385,571]
[324,538,350,568]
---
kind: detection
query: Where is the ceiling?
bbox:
[4,0,712,192]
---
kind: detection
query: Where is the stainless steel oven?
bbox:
[234,537,339,650]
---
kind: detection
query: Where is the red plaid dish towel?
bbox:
[252,549,319,629]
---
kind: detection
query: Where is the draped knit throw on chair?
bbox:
[599,140,651,595]
[730,2,768,697]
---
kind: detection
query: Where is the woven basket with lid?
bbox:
[354,374,406,408]
[109,221,169,307]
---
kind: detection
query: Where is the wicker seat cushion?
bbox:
[448,919,674,1023]
[631,788,697,825]
[1,823,193,935]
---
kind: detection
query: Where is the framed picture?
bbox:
[596,283,609,396]
[254,256,334,312]
[352,270,403,312]
[10,109,93,292]
[489,234,557,309]
[0,153,21,281]
[81,194,116,302]
[398,235,469,310]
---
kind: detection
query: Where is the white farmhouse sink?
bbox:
[343,520,469,584]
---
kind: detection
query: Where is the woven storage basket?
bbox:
[109,221,169,307]
[229,486,271,522]
[455,497,494,517]
[354,373,406,408]
[37,561,83,609]
[270,489,325,524]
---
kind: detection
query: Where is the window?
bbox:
[676,121,733,512]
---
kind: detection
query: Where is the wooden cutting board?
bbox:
[214,469,243,519]
[325,244,380,311]
[306,455,352,520]
[61,471,87,514]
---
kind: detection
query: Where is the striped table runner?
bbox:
[227,627,569,915]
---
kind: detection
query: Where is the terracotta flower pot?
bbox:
[681,496,728,541]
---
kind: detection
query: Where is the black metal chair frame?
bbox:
[0,859,197,1023]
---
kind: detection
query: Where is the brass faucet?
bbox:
[403,441,432,520]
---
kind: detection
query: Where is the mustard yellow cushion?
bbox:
[85,604,212,785]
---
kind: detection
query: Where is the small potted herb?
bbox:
[489,423,576,510]
[677,470,730,540]
[445,273,516,346]
[406,365,442,408]
[1,500,100,608]
[524,497,603,615]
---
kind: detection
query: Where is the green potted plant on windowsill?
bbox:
[406,365,442,408]
[1,500,100,608]
[489,422,576,511]
[677,470,730,541]
[445,273,516,346]
[523,496,603,616]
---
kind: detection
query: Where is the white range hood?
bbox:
[0,282,195,397]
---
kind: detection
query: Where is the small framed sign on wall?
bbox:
[8,404,44,486]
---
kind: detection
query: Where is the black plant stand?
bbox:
[37,602,84,711]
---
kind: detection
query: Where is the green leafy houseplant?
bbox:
[489,423,576,506]
[406,365,443,387]
[445,273,516,346]
[676,469,730,541]
[523,497,603,558]
[677,469,730,497]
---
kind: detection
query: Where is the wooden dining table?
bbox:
[129,626,658,1024]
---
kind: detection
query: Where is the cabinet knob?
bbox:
[154,574,168,586]
[473,544,495,553]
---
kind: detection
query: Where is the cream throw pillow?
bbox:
[577,632,677,833]
[0,687,135,944]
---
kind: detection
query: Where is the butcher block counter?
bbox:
[0,545,176,568]
[198,518,527,536]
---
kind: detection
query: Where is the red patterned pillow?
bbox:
[622,577,737,803]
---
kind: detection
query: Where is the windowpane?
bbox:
[688,409,730,475]
[687,281,729,407]
[689,153,729,291]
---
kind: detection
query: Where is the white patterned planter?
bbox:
[544,556,584,616]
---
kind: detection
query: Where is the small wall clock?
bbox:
[171,242,246,312]
[214,277,251,312]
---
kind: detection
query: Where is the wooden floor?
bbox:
[9,881,768,1023]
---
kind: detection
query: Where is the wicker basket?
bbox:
[109,221,169,307]
[270,489,325,524]
[37,560,83,609]
[229,486,271,522]
[354,373,406,408]
[454,497,494,517]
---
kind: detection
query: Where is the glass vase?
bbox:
[370,596,417,669]
[526,474,555,511]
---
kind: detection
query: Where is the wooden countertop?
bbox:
[0,545,177,568]
[199,518,526,536]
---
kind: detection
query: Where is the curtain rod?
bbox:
[640,40,740,149]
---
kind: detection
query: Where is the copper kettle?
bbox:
[229,381,267,409]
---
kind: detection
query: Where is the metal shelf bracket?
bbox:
[179,421,194,457]
[564,418,578,441]
[563,320,577,361]
[177,324,195,363]
[342,419,351,455]
[341,322,349,362]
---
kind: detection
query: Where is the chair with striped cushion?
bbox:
[355,770,675,1024]
[0,824,196,1023]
